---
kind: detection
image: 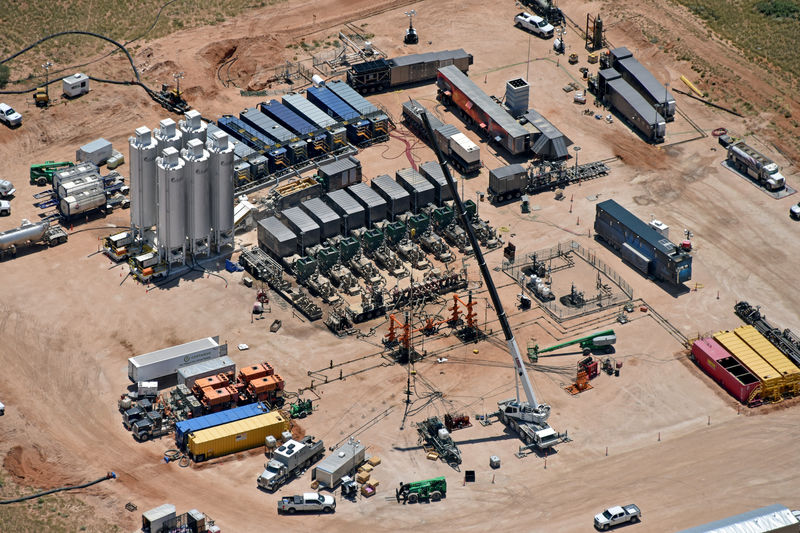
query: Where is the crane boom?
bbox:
[419,109,540,409]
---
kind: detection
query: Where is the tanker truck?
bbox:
[0,219,68,260]
[727,140,786,191]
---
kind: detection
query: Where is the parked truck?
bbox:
[727,140,786,191]
[277,493,336,514]
[131,410,171,442]
[0,219,68,260]
[594,504,641,530]
[489,164,528,203]
[257,436,325,491]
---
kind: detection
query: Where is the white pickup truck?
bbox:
[514,12,555,38]
[594,504,641,530]
[277,493,336,514]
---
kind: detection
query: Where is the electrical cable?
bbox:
[0,472,116,504]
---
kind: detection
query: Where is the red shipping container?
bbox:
[692,338,761,404]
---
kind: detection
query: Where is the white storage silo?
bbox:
[207,131,235,252]
[156,147,186,265]
[129,126,159,238]
[154,118,183,154]
[179,110,207,149]
[182,138,211,257]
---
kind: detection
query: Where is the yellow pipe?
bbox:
[680,75,704,97]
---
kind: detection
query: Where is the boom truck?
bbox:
[726,140,786,191]
[420,111,567,453]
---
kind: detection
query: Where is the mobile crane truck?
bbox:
[421,111,568,454]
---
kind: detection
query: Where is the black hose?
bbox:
[0,472,116,504]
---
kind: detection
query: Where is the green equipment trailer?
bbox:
[30,161,75,186]
[528,330,616,362]
[396,476,447,503]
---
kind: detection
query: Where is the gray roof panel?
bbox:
[301,197,340,224]
[607,78,664,124]
[392,49,471,67]
[617,57,675,105]
[371,174,410,201]
[282,93,337,129]
[347,182,386,209]
[280,206,320,234]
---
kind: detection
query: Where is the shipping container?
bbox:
[734,326,800,396]
[692,338,761,404]
[313,440,367,488]
[306,86,360,122]
[611,50,676,121]
[714,331,784,403]
[300,198,341,239]
[174,402,270,449]
[437,65,529,155]
[395,168,435,213]
[76,138,113,166]
[489,164,527,200]
[177,356,236,390]
[258,216,298,258]
[324,189,366,234]
[281,93,337,129]
[604,78,665,143]
[128,337,223,383]
[142,504,176,532]
[418,161,452,205]
[326,80,380,116]
[259,100,317,136]
[240,108,295,144]
[279,206,321,250]
[217,115,275,153]
[594,199,691,286]
[318,157,362,192]
[187,411,289,461]
[347,182,388,227]
[371,174,411,220]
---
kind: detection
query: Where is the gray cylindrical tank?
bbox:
[207,131,235,252]
[182,139,211,255]
[60,188,106,219]
[129,126,159,233]
[154,118,183,154]
[156,147,186,263]
[0,220,49,250]
[179,110,208,149]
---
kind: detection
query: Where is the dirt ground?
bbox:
[1,0,799,531]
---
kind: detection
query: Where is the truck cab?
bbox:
[762,162,786,191]
[277,493,335,514]
[0,179,16,198]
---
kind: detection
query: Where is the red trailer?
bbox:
[692,338,761,405]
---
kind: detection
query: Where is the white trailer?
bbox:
[62,73,90,98]
[312,440,366,488]
[76,138,113,166]
[127,336,225,383]
[176,356,236,389]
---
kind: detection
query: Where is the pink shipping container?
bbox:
[692,338,761,404]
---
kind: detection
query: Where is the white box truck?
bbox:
[127,337,224,383]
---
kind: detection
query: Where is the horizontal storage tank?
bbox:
[59,188,106,219]
[300,197,341,239]
[174,401,269,450]
[57,175,103,200]
[347,182,387,228]
[395,168,435,213]
[713,331,784,403]
[51,162,98,192]
[324,189,366,234]
[258,216,298,258]
[692,338,761,404]
[319,156,362,192]
[279,206,321,250]
[177,355,236,390]
[0,220,49,250]
[187,411,290,461]
[419,161,453,205]
[734,325,800,396]
[128,337,222,383]
[370,174,411,220]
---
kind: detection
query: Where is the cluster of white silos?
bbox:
[129,110,234,266]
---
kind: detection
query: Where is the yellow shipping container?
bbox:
[187,411,289,462]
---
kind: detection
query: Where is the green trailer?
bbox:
[30,161,75,186]
[396,476,447,503]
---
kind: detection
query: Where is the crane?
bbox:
[420,110,567,453]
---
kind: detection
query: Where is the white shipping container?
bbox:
[449,133,480,164]
[128,337,222,383]
[76,138,113,166]
[141,503,176,532]
[176,356,236,389]
[313,441,366,488]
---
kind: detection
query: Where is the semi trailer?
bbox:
[726,140,786,191]
[127,337,224,383]
[0,219,68,260]
[347,49,473,94]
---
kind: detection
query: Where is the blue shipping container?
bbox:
[217,116,274,153]
[306,86,360,122]
[260,100,317,136]
[326,80,380,116]
[174,402,270,449]
[240,108,295,144]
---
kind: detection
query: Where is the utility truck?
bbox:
[594,504,641,530]
[257,436,324,491]
[727,140,786,191]
[419,110,567,455]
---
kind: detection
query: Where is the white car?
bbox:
[0,200,10,216]
[0,103,22,127]
[514,12,554,38]
[790,203,800,220]
[0,179,15,198]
